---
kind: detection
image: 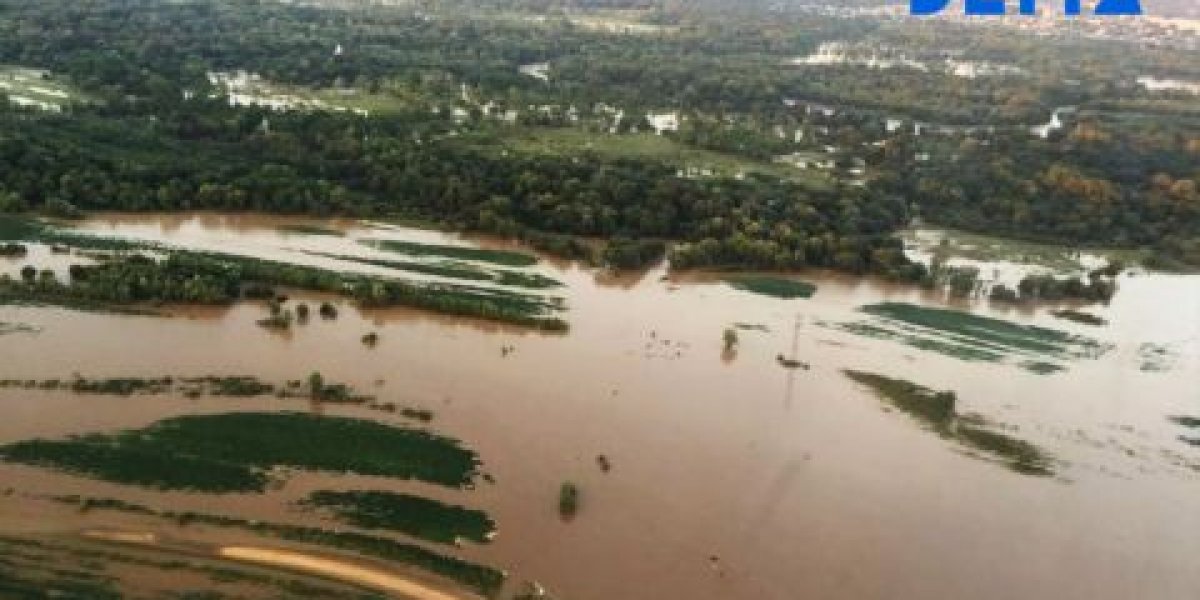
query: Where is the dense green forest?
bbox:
[0,0,1195,271]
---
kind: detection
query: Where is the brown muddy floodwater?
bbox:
[1,212,1198,600]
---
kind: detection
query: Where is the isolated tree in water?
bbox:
[723,328,738,352]
[308,371,324,400]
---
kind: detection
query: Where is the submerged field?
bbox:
[0,534,390,600]
[825,302,1113,373]
[0,215,569,330]
[49,497,507,598]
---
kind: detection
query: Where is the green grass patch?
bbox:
[303,490,495,545]
[361,239,537,268]
[0,412,480,493]
[503,128,833,190]
[724,276,816,299]
[0,66,88,109]
[845,370,1053,476]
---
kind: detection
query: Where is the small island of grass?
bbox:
[844,370,1053,476]
[724,276,817,299]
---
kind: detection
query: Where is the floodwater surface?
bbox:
[0,213,1198,600]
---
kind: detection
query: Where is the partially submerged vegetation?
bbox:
[909,229,1142,275]
[0,374,429,417]
[0,236,569,330]
[277,224,345,237]
[0,534,370,600]
[1138,343,1180,372]
[0,412,480,493]
[51,496,506,598]
[1169,417,1200,446]
[844,371,1054,476]
[0,215,152,252]
[304,250,562,289]
[989,271,1118,305]
[724,276,817,299]
[361,239,538,268]
[827,303,1112,373]
[723,328,738,352]
[558,482,580,518]
[1051,309,1109,326]
[303,490,496,545]
[0,375,273,397]
[0,242,26,256]
[0,374,390,405]
[0,321,38,335]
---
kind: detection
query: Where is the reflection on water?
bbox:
[0,212,1198,600]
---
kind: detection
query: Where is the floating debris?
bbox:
[776,354,810,370]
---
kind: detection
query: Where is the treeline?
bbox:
[0,0,1109,127]
[879,120,1200,267]
[0,100,922,278]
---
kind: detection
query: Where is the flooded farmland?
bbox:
[1,213,1198,600]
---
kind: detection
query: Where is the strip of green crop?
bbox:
[303,490,495,545]
[724,276,817,299]
[826,303,1111,373]
[860,303,1109,360]
[0,412,480,493]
